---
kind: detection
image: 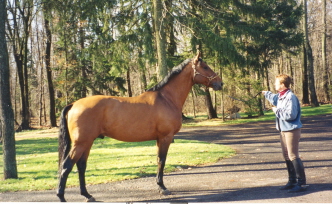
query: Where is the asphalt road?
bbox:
[1,114,331,203]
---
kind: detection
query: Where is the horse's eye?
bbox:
[203,66,208,70]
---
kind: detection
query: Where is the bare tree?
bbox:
[6,0,34,130]
[0,0,18,179]
[43,2,57,127]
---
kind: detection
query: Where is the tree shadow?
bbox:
[146,183,332,202]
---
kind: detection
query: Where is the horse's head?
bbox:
[191,52,223,90]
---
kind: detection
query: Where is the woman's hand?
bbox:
[272,106,277,113]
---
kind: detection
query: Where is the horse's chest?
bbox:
[155,111,182,136]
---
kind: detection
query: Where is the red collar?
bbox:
[279,89,289,97]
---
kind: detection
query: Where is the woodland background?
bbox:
[2,0,332,130]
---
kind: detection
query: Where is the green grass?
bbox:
[0,138,235,192]
[183,104,332,127]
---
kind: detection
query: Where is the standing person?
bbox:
[262,74,307,193]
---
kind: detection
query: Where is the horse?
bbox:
[56,52,223,202]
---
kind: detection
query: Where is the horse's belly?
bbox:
[105,129,157,142]
[103,119,181,143]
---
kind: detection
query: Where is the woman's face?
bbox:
[275,78,286,92]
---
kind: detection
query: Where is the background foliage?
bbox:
[4,0,331,129]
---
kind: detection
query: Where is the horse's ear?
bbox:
[193,51,201,65]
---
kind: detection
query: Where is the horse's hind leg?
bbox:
[76,150,95,202]
[156,136,172,195]
[57,144,92,202]
[57,156,74,202]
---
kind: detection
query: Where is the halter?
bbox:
[192,60,218,86]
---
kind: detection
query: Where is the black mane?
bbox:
[147,58,192,92]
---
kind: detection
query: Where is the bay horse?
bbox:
[56,52,223,202]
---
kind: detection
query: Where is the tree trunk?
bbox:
[301,0,309,105]
[13,52,30,130]
[38,81,44,126]
[306,43,319,107]
[303,0,319,107]
[44,13,57,127]
[79,24,87,98]
[153,0,168,80]
[205,88,218,119]
[191,89,196,118]
[165,0,176,56]
[21,2,32,130]
[0,0,18,179]
[140,66,147,92]
[322,0,330,102]
[301,42,309,104]
[257,73,264,116]
[23,12,30,129]
[264,66,270,91]
[126,68,132,97]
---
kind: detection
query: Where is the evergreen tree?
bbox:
[51,0,126,107]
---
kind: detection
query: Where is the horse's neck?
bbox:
[159,66,194,109]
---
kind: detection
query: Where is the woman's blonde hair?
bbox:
[276,74,292,88]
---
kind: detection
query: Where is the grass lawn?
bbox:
[0,138,235,192]
[182,104,332,127]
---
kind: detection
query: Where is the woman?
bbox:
[262,74,306,193]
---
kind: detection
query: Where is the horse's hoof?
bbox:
[86,196,96,202]
[159,188,171,195]
[57,194,66,202]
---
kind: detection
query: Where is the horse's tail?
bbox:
[58,104,73,172]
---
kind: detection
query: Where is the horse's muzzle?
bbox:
[212,82,223,91]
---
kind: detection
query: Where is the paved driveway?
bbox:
[1,114,331,202]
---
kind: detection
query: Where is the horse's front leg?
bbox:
[156,137,172,195]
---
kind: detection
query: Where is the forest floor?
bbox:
[1,114,332,203]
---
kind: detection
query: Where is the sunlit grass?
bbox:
[0,138,234,192]
[182,104,332,127]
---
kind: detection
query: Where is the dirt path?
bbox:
[1,114,332,202]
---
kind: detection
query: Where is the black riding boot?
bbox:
[280,160,297,190]
[288,158,306,193]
